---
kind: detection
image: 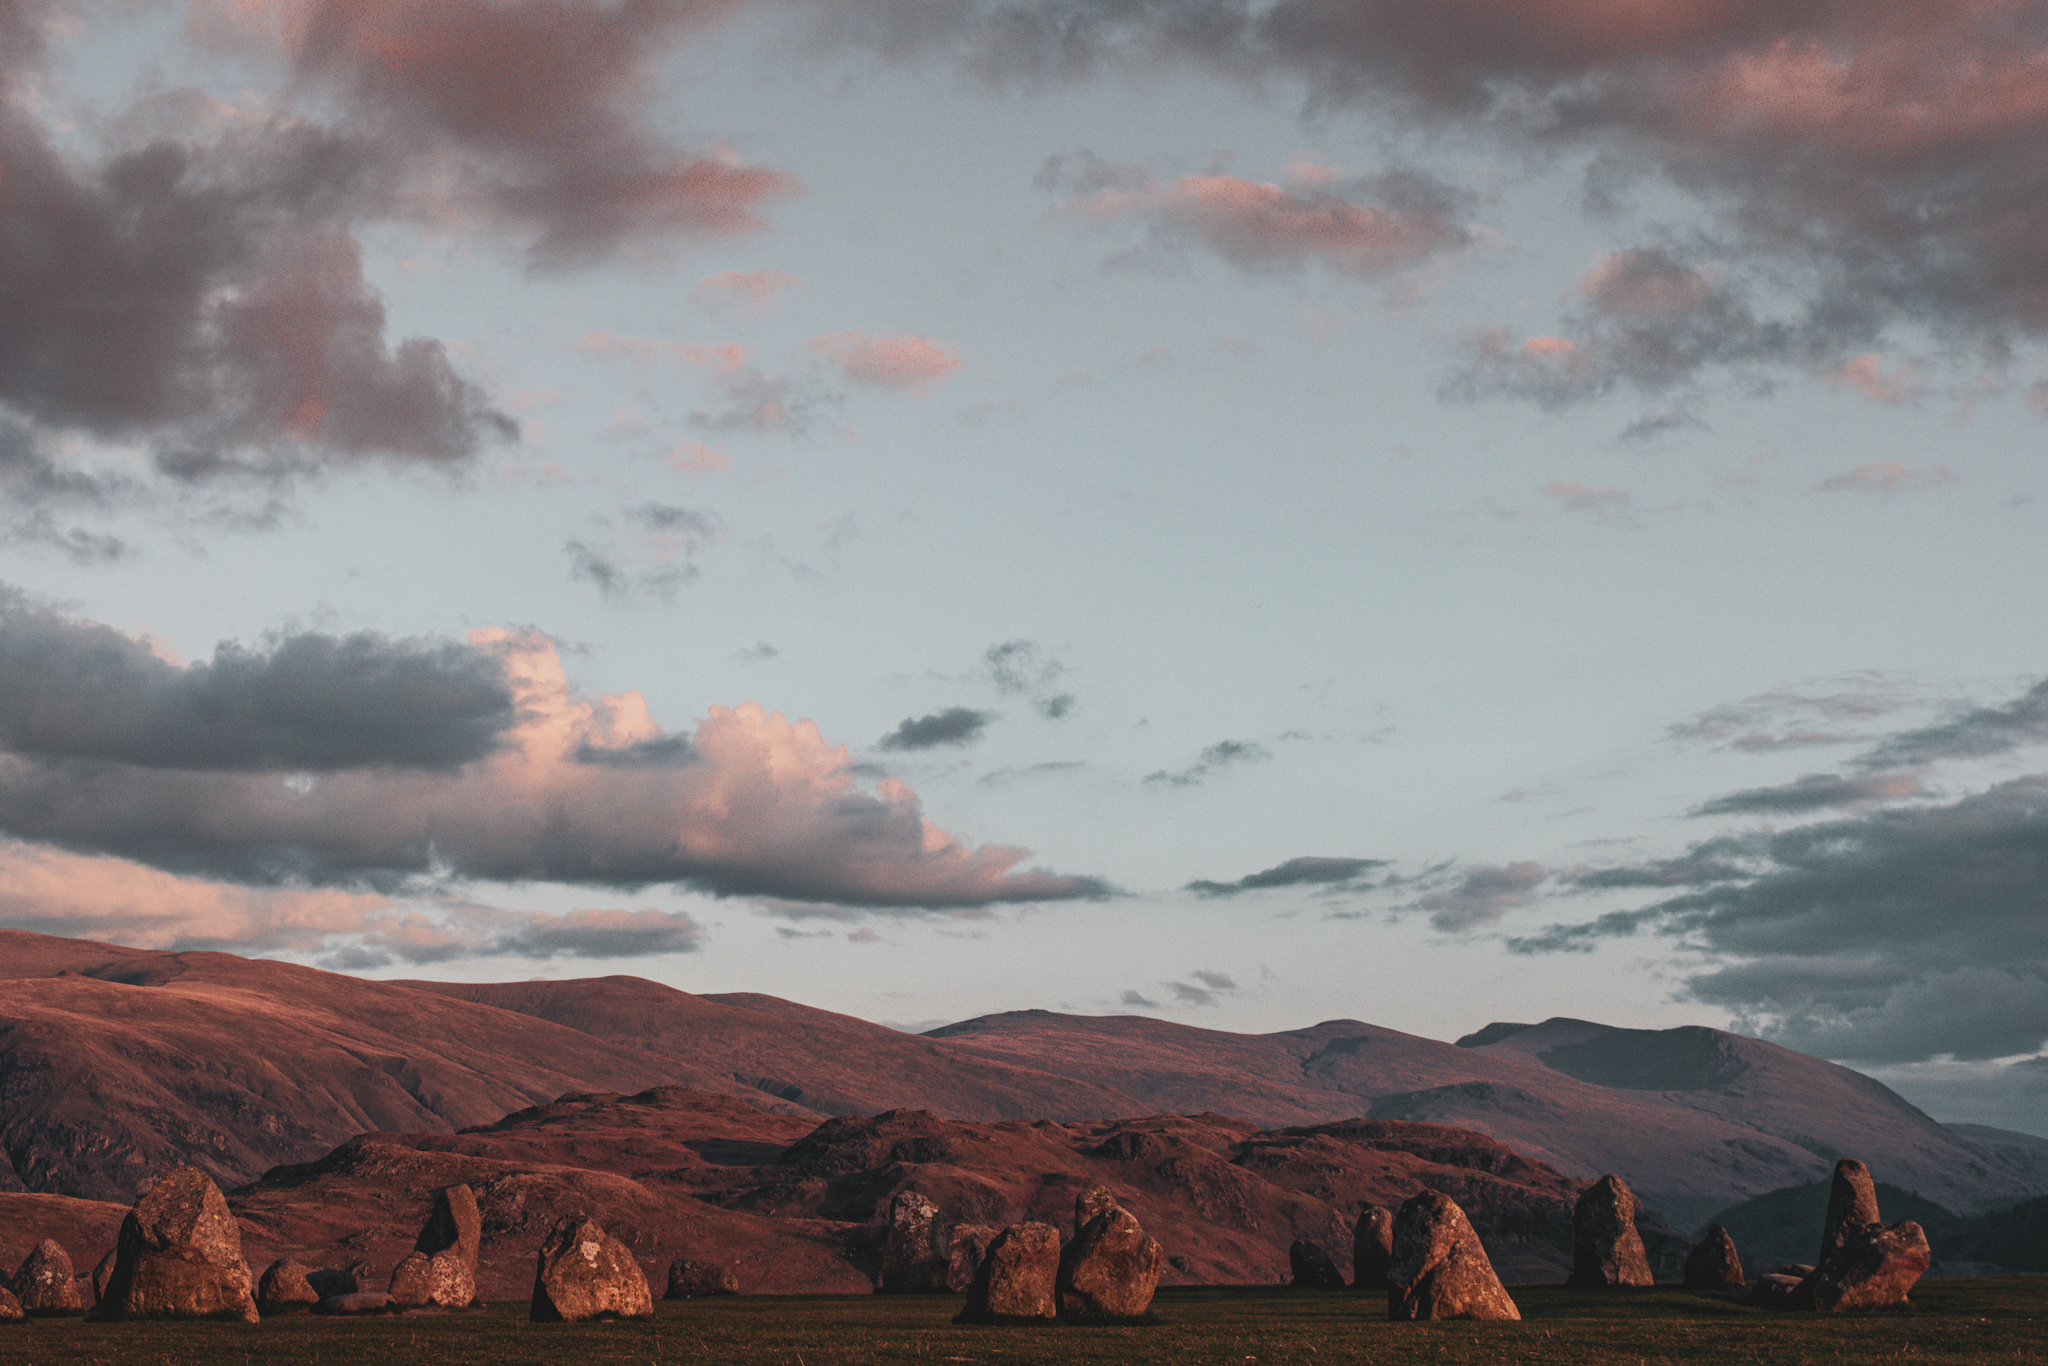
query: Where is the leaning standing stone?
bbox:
[1075,1179,1119,1236]
[90,1251,115,1309]
[390,1184,480,1308]
[665,1259,740,1298]
[1289,1239,1345,1288]
[1794,1220,1931,1311]
[1057,1207,1162,1318]
[1682,1225,1746,1289]
[1388,1189,1520,1322]
[1817,1159,1881,1265]
[101,1166,259,1323]
[879,1191,952,1293]
[12,1239,83,1314]
[529,1216,653,1322]
[255,1259,320,1314]
[958,1222,1061,1322]
[1569,1174,1654,1287]
[1354,1206,1395,1289]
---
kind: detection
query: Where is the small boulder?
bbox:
[313,1292,394,1315]
[1353,1205,1395,1290]
[0,1287,21,1323]
[529,1216,653,1323]
[1682,1225,1746,1289]
[101,1166,259,1323]
[255,1259,320,1314]
[879,1191,952,1294]
[1750,1272,1805,1307]
[13,1239,83,1314]
[1387,1189,1520,1322]
[958,1221,1061,1323]
[1817,1159,1881,1266]
[665,1259,740,1298]
[306,1268,359,1300]
[1075,1179,1119,1236]
[1793,1220,1930,1311]
[1057,1206,1162,1319]
[387,1250,473,1309]
[1569,1174,1653,1288]
[1289,1239,1345,1288]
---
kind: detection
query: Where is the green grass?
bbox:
[4,1280,2043,1366]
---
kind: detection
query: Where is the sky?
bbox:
[4,0,2048,1133]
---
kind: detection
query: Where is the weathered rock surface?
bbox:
[417,1184,482,1266]
[958,1221,1061,1322]
[91,1250,114,1308]
[946,1224,998,1293]
[255,1259,319,1312]
[1075,1178,1119,1235]
[665,1259,740,1297]
[1682,1224,1745,1289]
[305,1267,357,1300]
[0,1287,21,1322]
[1751,1271,1804,1306]
[1794,1220,1930,1311]
[102,1167,258,1322]
[529,1216,653,1322]
[1289,1238,1345,1288]
[1058,1206,1162,1318]
[11,1239,82,1313]
[1388,1189,1520,1322]
[1818,1160,1882,1266]
[387,1249,474,1308]
[1569,1174,1654,1287]
[879,1191,952,1293]
[1354,1205,1395,1289]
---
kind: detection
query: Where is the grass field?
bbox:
[3,1280,2043,1366]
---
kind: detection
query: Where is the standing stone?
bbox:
[306,1267,358,1300]
[0,1287,21,1322]
[1569,1174,1654,1287]
[256,1260,320,1313]
[879,1191,952,1293]
[1057,1206,1162,1318]
[1817,1159,1881,1266]
[1075,1179,1119,1236]
[12,1239,83,1314]
[529,1216,653,1323]
[947,1224,999,1293]
[665,1259,740,1298]
[1354,1206,1395,1290]
[1387,1189,1520,1322]
[101,1166,259,1323]
[958,1222,1061,1323]
[1682,1225,1746,1289]
[390,1184,480,1308]
[1289,1239,1345,1288]
[1793,1221,1931,1311]
[89,1251,114,1309]
[417,1185,482,1267]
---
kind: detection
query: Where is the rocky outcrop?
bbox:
[1817,1160,1881,1266]
[11,1239,82,1314]
[1388,1189,1520,1322]
[255,1259,320,1313]
[1682,1225,1745,1289]
[529,1216,653,1322]
[1075,1179,1119,1235]
[879,1191,952,1293]
[101,1167,258,1323]
[1794,1220,1930,1311]
[1057,1207,1162,1318]
[1289,1239,1344,1288]
[1354,1205,1394,1289]
[665,1259,740,1297]
[1569,1174,1653,1287]
[958,1221,1061,1322]
[389,1183,479,1308]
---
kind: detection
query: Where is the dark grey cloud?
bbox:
[878,707,993,751]
[0,590,514,772]
[1144,738,1271,787]
[984,639,1075,720]
[1512,774,2048,1063]
[488,908,704,959]
[1415,861,1546,932]
[1857,678,2048,770]
[1118,988,1161,1009]
[1693,772,1927,817]
[1186,854,1386,897]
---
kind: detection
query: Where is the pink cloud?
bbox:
[1818,462,1959,496]
[663,441,733,474]
[574,331,751,375]
[805,331,964,395]
[694,269,804,315]
[1825,354,1926,405]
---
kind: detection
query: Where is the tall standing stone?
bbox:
[1289,1239,1345,1288]
[1682,1225,1746,1289]
[957,1222,1061,1323]
[1817,1159,1881,1266]
[12,1239,83,1314]
[879,1191,952,1293]
[1569,1174,1654,1287]
[390,1183,481,1308]
[1057,1207,1162,1318]
[529,1216,653,1322]
[101,1166,259,1323]
[1354,1205,1395,1289]
[1075,1179,1119,1236]
[1387,1189,1520,1322]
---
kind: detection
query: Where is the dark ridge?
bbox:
[1455,1022,1534,1049]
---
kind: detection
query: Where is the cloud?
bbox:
[1857,677,2048,770]
[1118,988,1161,1009]
[1816,462,1959,496]
[878,707,993,751]
[1186,854,1386,897]
[805,331,963,395]
[1824,353,1926,406]
[0,614,1106,909]
[984,639,1075,719]
[1039,152,1475,279]
[487,906,702,959]
[1692,772,1927,817]
[1540,480,1631,514]
[1416,861,1546,932]
[1144,739,1272,788]
[1164,970,1239,1007]
[1514,773,2048,1062]
[694,268,803,315]
[1668,683,1914,753]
